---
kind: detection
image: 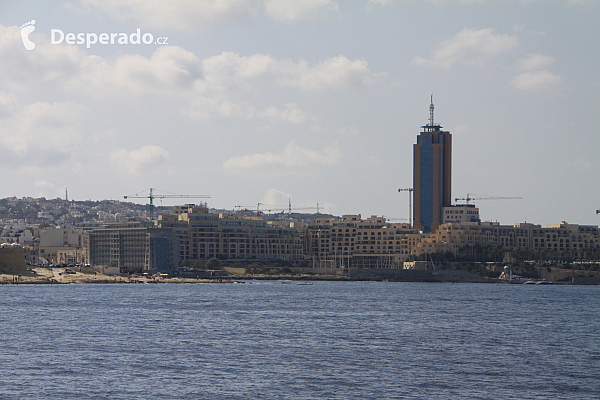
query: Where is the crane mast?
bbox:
[398,188,414,228]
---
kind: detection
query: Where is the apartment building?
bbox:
[156,205,304,262]
[412,221,599,260]
[305,215,419,268]
[88,222,179,274]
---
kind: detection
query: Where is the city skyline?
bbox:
[0,1,599,227]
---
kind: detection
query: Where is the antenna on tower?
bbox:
[65,187,68,202]
[429,94,434,126]
[422,94,442,132]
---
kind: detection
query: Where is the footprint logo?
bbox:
[20,20,35,50]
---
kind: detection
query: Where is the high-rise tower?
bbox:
[413,96,452,232]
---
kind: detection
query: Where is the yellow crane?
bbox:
[124,188,210,220]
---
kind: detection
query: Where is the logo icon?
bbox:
[20,20,35,50]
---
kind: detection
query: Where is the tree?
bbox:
[205,258,221,270]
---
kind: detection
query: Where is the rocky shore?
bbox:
[0,268,225,284]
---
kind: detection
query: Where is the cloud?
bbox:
[369,0,594,4]
[0,26,369,125]
[511,70,561,90]
[275,56,374,91]
[81,46,204,95]
[202,52,375,92]
[516,53,554,71]
[260,188,292,209]
[264,0,339,21]
[259,103,307,124]
[73,0,339,29]
[34,180,64,199]
[367,0,395,7]
[511,54,561,90]
[223,141,342,172]
[412,28,518,68]
[74,0,261,31]
[111,145,170,175]
[0,93,83,166]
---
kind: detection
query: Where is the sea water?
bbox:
[1,282,599,399]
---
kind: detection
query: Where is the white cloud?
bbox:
[0,26,368,126]
[0,93,83,166]
[367,0,395,7]
[34,180,64,199]
[337,126,360,136]
[260,188,292,209]
[264,0,338,21]
[202,52,375,92]
[223,141,342,172]
[516,53,554,71]
[512,53,561,90]
[111,145,170,175]
[275,56,374,91]
[259,103,307,124]
[413,28,518,68]
[511,70,561,90]
[369,0,593,4]
[74,0,261,31]
[81,46,204,95]
[73,0,339,29]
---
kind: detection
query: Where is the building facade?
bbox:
[443,204,480,225]
[156,205,305,262]
[413,98,452,232]
[88,222,179,274]
[304,214,420,268]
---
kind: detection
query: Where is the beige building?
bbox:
[407,220,599,260]
[305,214,419,268]
[443,204,480,224]
[39,228,88,265]
[157,205,304,262]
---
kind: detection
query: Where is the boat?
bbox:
[535,280,552,285]
[297,282,313,285]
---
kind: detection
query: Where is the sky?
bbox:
[0,0,599,227]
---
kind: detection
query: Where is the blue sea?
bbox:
[1,282,599,399]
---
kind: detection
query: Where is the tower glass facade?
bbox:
[413,100,451,232]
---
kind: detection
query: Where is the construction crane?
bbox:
[398,188,414,228]
[124,188,210,220]
[382,216,408,222]
[288,199,321,214]
[235,202,321,215]
[235,203,278,216]
[455,193,522,205]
